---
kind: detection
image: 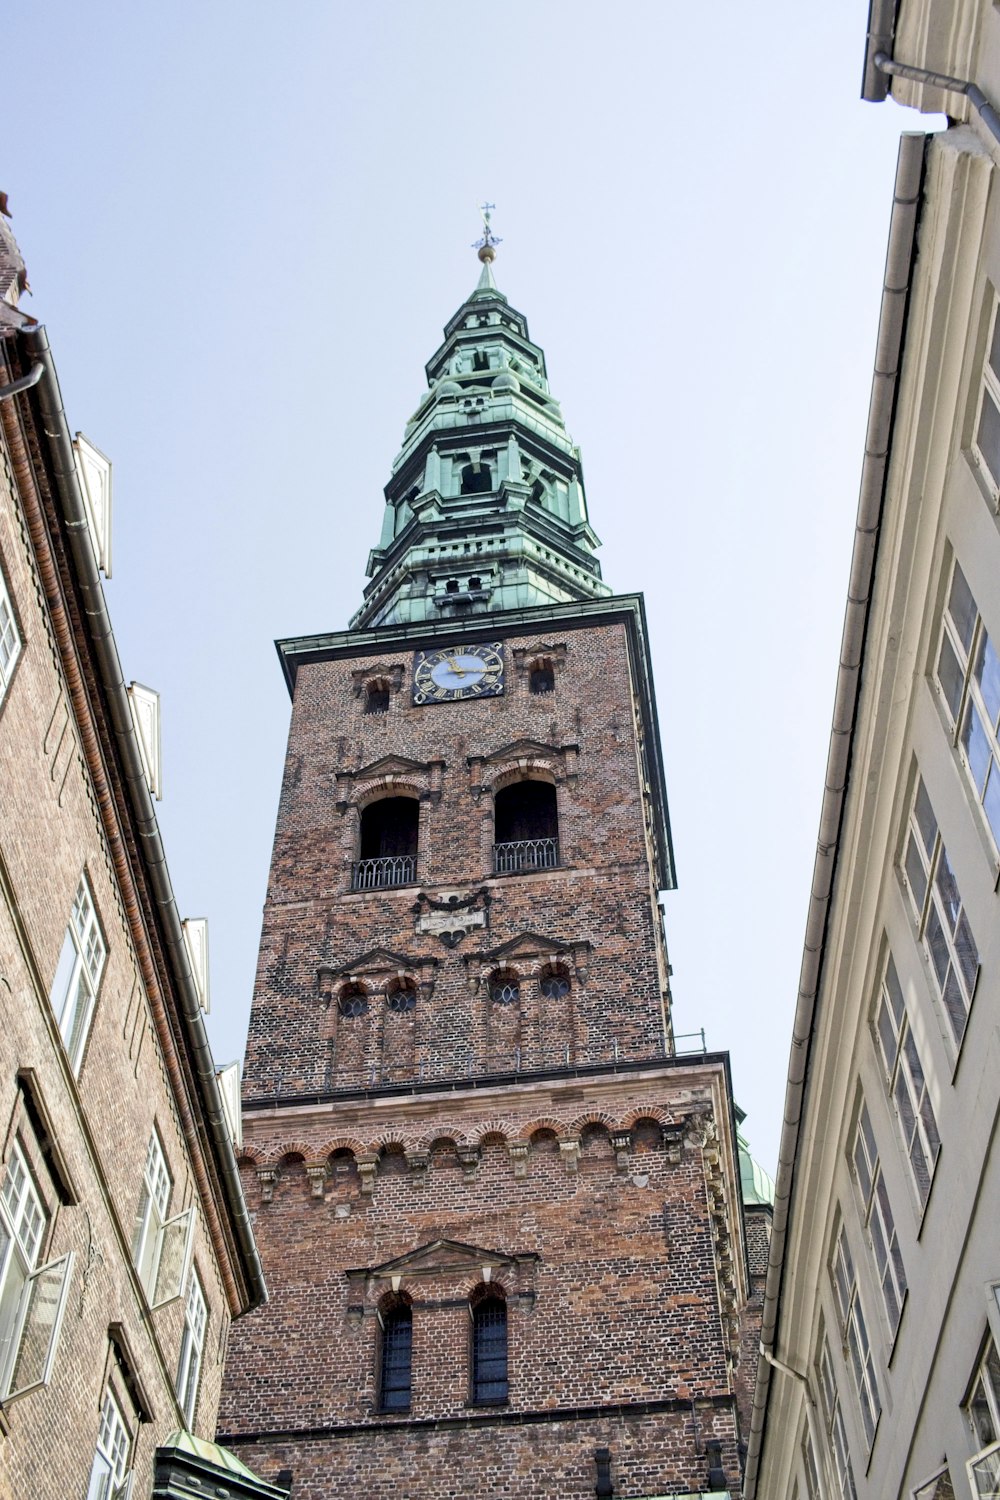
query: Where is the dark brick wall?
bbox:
[244,622,671,1101]
[221,1067,746,1497]
[226,611,752,1498]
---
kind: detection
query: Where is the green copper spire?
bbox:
[351,214,609,629]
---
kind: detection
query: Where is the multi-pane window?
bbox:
[131,1132,194,1308]
[874,952,941,1207]
[378,1303,412,1412]
[818,1330,857,1500]
[49,877,107,1074]
[902,776,979,1047]
[934,557,1000,848]
[85,1387,132,1500]
[973,297,1000,501]
[831,1222,881,1450]
[801,1425,822,1500]
[0,567,21,702]
[0,1141,72,1400]
[175,1271,207,1425]
[133,1133,170,1294]
[852,1101,907,1335]
[965,1336,1000,1498]
[471,1295,508,1404]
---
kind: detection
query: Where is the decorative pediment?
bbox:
[467,739,578,797]
[335,755,444,811]
[346,1238,535,1286]
[317,946,438,1001]
[464,931,591,987]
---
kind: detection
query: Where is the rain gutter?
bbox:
[742,129,926,1495]
[2,325,267,1313]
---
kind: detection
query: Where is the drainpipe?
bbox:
[6,325,267,1312]
[0,360,42,401]
[741,129,926,1496]
[873,52,1000,149]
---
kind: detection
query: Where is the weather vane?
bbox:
[473,202,502,263]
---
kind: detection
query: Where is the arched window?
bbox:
[471,1293,508,1404]
[379,1301,412,1412]
[386,980,417,1013]
[540,968,570,1001]
[354,797,419,889]
[338,983,368,1018]
[493,781,559,873]
[460,461,492,495]
[488,971,520,1006]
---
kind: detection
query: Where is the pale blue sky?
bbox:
[6,2,923,1172]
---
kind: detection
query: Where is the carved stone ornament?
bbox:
[412,887,491,947]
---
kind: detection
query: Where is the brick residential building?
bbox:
[219,222,770,1498]
[0,210,277,1499]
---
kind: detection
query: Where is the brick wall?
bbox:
[0,390,240,1497]
[244,621,671,1101]
[221,1067,747,1497]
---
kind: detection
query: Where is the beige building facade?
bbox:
[749,5,1000,1498]
[0,216,272,1498]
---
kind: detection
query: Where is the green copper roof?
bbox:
[160,1431,264,1479]
[352,248,610,630]
[735,1108,775,1207]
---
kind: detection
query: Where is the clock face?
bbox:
[413,643,504,704]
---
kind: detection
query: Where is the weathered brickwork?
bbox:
[221,1065,747,1495]
[732,1206,771,1444]
[225,607,755,1496]
[0,342,259,1498]
[244,620,671,1100]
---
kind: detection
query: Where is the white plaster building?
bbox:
[748,4,1000,1497]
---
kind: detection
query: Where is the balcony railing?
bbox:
[492,838,559,874]
[351,855,416,891]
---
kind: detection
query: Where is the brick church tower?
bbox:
[218,221,755,1498]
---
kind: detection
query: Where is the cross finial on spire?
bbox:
[473,202,502,263]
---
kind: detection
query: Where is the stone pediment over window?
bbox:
[346,1238,538,1288]
[318,947,438,1002]
[335,755,444,811]
[465,931,592,988]
[467,739,578,798]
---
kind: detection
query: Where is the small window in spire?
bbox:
[473,351,490,371]
[461,463,492,495]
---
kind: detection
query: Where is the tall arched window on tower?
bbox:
[378,1298,412,1412]
[354,797,419,890]
[493,780,559,873]
[471,1289,508,1404]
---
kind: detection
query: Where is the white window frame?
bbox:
[934,556,1000,854]
[852,1099,907,1337]
[131,1132,194,1308]
[972,294,1000,505]
[801,1422,822,1500]
[818,1329,858,1500]
[0,564,21,703]
[49,876,107,1074]
[86,1387,133,1500]
[902,776,980,1049]
[0,1140,73,1402]
[830,1220,882,1453]
[175,1269,207,1424]
[874,950,941,1209]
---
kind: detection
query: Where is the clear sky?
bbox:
[5,1,928,1173]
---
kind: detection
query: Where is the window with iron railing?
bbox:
[493,781,559,874]
[354,798,419,890]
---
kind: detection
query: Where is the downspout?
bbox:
[4,326,267,1312]
[742,130,925,1496]
[874,53,1000,149]
[0,360,42,402]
